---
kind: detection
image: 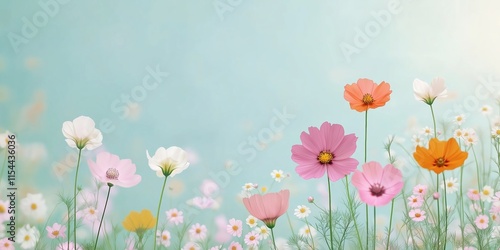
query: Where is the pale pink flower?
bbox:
[188,223,207,241]
[0,200,9,222]
[475,215,489,229]
[200,179,219,197]
[166,208,184,225]
[226,218,242,237]
[468,189,481,201]
[433,192,440,200]
[214,215,231,243]
[242,190,290,228]
[0,238,14,250]
[412,184,428,196]
[407,195,424,208]
[46,223,66,239]
[227,241,243,250]
[182,242,201,250]
[291,121,359,182]
[492,191,500,207]
[244,231,260,247]
[409,209,426,222]
[351,161,404,207]
[189,196,215,210]
[88,152,141,187]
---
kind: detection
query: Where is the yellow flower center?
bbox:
[0,205,5,213]
[31,203,37,210]
[189,247,195,250]
[24,235,30,241]
[362,93,374,105]
[3,242,9,247]
[195,228,201,234]
[249,235,256,241]
[232,225,238,231]
[317,151,334,164]
[275,173,281,178]
[480,219,485,223]
[171,213,177,217]
[231,246,237,250]
[261,186,267,193]
[473,190,479,194]
[89,209,95,215]
[496,130,500,135]
[457,117,463,121]
[447,182,453,188]
[412,198,417,202]
[249,218,255,224]
[52,230,59,236]
[418,189,423,193]
[300,208,306,213]
[305,229,310,234]
[483,190,490,195]
[162,234,168,240]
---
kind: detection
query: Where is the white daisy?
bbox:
[246,215,258,228]
[242,183,256,192]
[294,205,311,219]
[441,177,459,193]
[412,135,424,147]
[492,126,500,139]
[188,223,207,241]
[481,186,494,202]
[453,129,464,140]
[421,126,433,137]
[298,225,317,237]
[254,225,270,239]
[271,170,285,182]
[480,105,492,115]
[20,193,47,221]
[16,224,40,249]
[454,114,466,126]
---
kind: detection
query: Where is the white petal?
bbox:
[412,78,430,100]
[72,116,96,139]
[431,77,448,98]
[62,121,76,139]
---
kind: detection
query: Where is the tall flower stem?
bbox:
[385,199,395,250]
[364,110,369,249]
[442,173,448,250]
[429,104,437,138]
[153,176,168,250]
[345,176,363,248]
[94,183,112,250]
[373,207,376,250]
[436,174,441,248]
[459,162,465,249]
[327,174,334,250]
[271,228,278,250]
[286,211,302,250]
[305,217,316,250]
[73,148,83,246]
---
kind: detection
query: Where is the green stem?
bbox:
[345,176,363,248]
[73,148,83,246]
[385,199,394,250]
[436,174,441,248]
[365,204,369,249]
[305,217,316,250]
[0,149,8,186]
[327,174,334,250]
[373,207,376,250]
[94,184,112,250]
[430,104,437,138]
[364,109,369,249]
[442,173,448,250]
[153,176,168,250]
[286,211,302,250]
[271,228,278,250]
[460,161,465,249]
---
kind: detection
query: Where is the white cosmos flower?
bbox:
[20,193,47,221]
[62,116,102,150]
[0,130,11,148]
[271,170,284,182]
[440,177,459,193]
[294,205,311,219]
[16,224,40,249]
[413,77,447,105]
[298,225,317,237]
[146,146,189,177]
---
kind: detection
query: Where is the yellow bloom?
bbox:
[122,209,155,237]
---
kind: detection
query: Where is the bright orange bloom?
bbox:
[122,209,155,237]
[344,78,392,112]
[413,138,468,174]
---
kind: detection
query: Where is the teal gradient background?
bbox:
[1,0,500,248]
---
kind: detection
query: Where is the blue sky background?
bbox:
[1,0,500,248]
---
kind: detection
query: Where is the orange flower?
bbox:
[413,138,468,174]
[344,78,392,112]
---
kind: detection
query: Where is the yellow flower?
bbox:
[122,209,155,237]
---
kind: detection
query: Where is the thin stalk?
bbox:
[436,174,441,248]
[373,207,376,250]
[327,174,334,250]
[271,228,278,250]
[305,217,316,250]
[153,176,168,250]
[442,173,448,250]
[430,104,437,138]
[73,148,83,246]
[364,109,369,249]
[459,163,465,249]
[345,176,363,248]
[385,199,395,250]
[94,184,112,250]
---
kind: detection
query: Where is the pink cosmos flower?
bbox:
[46,223,66,239]
[409,209,426,222]
[242,190,290,228]
[244,231,260,247]
[215,215,231,243]
[407,195,424,208]
[226,218,243,237]
[228,241,243,250]
[351,161,403,206]
[0,238,14,250]
[188,223,207,241]
[166,208,184,225]
[156,230,171,247]
[475,215,489,229]
[412,184,427,196]
[88,152,141,188]
[467,189,481,201]
[291,122,359,182]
